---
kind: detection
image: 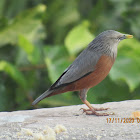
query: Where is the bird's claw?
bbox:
[93,107,110,111]
[80,107,114,116]
[80,108,90,113]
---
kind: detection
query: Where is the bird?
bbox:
[32,30,133,116]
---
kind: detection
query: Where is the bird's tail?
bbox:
[32,89,53,105]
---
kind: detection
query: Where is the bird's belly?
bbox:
[73,55,115,90]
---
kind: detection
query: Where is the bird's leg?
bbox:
[81,100,112,116]
[79,89,111,116]
[83,100,109,111]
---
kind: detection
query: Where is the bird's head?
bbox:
[99,30,133,43]
[92,30,133,58]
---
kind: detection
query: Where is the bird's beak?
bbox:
[119,34,133,40]
[125,34,133,39]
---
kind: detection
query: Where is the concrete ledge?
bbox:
[0,100,140,140]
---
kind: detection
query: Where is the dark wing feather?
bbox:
[50,48,102,89]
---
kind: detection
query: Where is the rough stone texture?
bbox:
[0,100,140,140]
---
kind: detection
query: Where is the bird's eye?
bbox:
[118,35,126,40]
[117,37,121,40]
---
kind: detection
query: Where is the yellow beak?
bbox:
[126,35,133,39]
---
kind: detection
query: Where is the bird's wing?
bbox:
[50,47,102,89]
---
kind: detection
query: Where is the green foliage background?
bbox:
[0,0,140,111]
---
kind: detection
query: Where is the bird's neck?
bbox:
[105,43,118,60]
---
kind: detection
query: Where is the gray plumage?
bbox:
[54,30,123,86]
[32,90,53,105]
[32,30,127,105]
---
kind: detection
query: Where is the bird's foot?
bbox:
[80,108,114,116]
[80,106,109,112]
[92,107,109,111]
[85,110,113,116]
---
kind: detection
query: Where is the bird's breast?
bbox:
[73,55,115,90]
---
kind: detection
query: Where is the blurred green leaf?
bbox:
[46,0,80,44]
[130,17,140,38]
[18,35,41,64]
[0,4,46,47]
[0,17,8,31]
[87,76,130,104]
[19,35,34,53]
[0,61,27,88]
[0,84,7,111]
[118,38,140,62]
[65,21,94,55]
[44,45,71,83]
[110,39,140,91]
[110,56,140,92]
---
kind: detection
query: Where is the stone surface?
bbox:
[0,100,140,140]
